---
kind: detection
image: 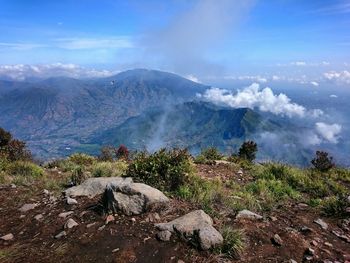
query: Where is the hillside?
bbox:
[0,69,208,158]
[90,101,278,154]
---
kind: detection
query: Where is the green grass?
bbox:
[7,161,43,178]
[92,161,128,177]
[216,226,245,259]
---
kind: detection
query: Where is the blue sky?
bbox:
[0,0,349,78]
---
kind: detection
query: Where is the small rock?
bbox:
[55,231,66,239]
[34,214,43,221]
[288,260,297,263]
[58,211,74,218]
[310,240,318,246]
[269,216,278,222]
[112,248,120,253]
[86,222,96,228]
[66,197,78,205]
[98,225,105,231]
[49,195,57,203]
[131,217,136,223]
[298,203,309,209]
[314,218,328,230]
[306,247,315,256]
[105,215,115,224]
[300,226,313,234]
[236,209,263,220]
[43,189,49,195]
[177,260,185,263]
[10,183,16,188]
[157,230,172,241]
[272,234,283,246]
[64,218,79,229]
[20,215,26,219]
[324,242,333,248]
[145,212,161,222]
[19,203,38,212]
[0,233,14,241]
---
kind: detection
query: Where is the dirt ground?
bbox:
[0,164,349,263]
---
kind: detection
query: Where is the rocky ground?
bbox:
[0,163,349,263]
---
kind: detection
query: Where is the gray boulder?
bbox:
[155,210,223,250]
[102,182,169,215]
[236,209,263,220]
[65,177,132,198]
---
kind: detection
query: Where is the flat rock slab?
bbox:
[155,210,223,250]
[236,209,263,220]
[103,182,169,216]
[65,177,132,198]
[19,203,38,212]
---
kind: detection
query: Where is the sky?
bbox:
[0,0,350,80]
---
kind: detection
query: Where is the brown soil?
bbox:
[0,164,349,263]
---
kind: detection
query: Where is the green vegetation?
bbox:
[238,140,258,162]
[194,147,223,164]
[7,161,43,178]
[311,150,335,172]
[321,195,348,217]
[68,153,96,166]
[92,161,128,177]
[216,226,245,259]
[127,148,193,192]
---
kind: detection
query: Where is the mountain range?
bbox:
[0,68,320,165]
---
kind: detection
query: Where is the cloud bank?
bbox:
[0,63,118,80]
[324,70,350,84]
[315,122,342,143]
[200,83,309,118]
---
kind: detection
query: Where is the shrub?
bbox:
[7,161,43,178]
[311,151,335,172]
[199,147,223,161]
[216,226,245,259]
[98,146,114,162]
[0,127,12,147]
[92,161,128,177]
[71,165,87,185]
[238,141,257,162]
[115,145,129,160]
[322,195,349,217]
[68,153,95,166]
[127,148,193,192]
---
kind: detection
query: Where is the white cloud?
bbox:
[315,122,342,144]
[323,70,350,84]
[185,74,201,83]
[54,37,134,50]
[0,42,46,50]
[310,81,319,87]
[200,83,307,118]
[224,75,268,83]
[330,94,338,98]
[0,63,118,80]
[291,61,307,66]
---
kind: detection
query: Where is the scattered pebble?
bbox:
[19,203,38,212]
[272,234,283,246]
[310,240,318,246]
[66,197,78,205]
[157,230,172,242]
[98,225,105,231]
[105,215,115,224]
[55,231,66,239]
[34,214,43,221]
[64,218,79,229]
[112,248,120,253]
[10,183,16,189]
[58,211,74,218]
[0,233,14,241]
[324,242,333,248]
[43,189,49,195]
[86,222,96,228]
[314,218,328,230]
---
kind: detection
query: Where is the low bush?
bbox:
[127,148,193,192]
[7,161,43,178]
[322,195,349,217]
[311,151,335,172]
[195,147,223,164]
[68,153,96,166]
[71,165,87,185]
[92,161,128,177]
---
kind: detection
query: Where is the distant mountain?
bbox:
[0,69,209,158]
[89,101,279,155]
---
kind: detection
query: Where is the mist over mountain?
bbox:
[0,68,348,166]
